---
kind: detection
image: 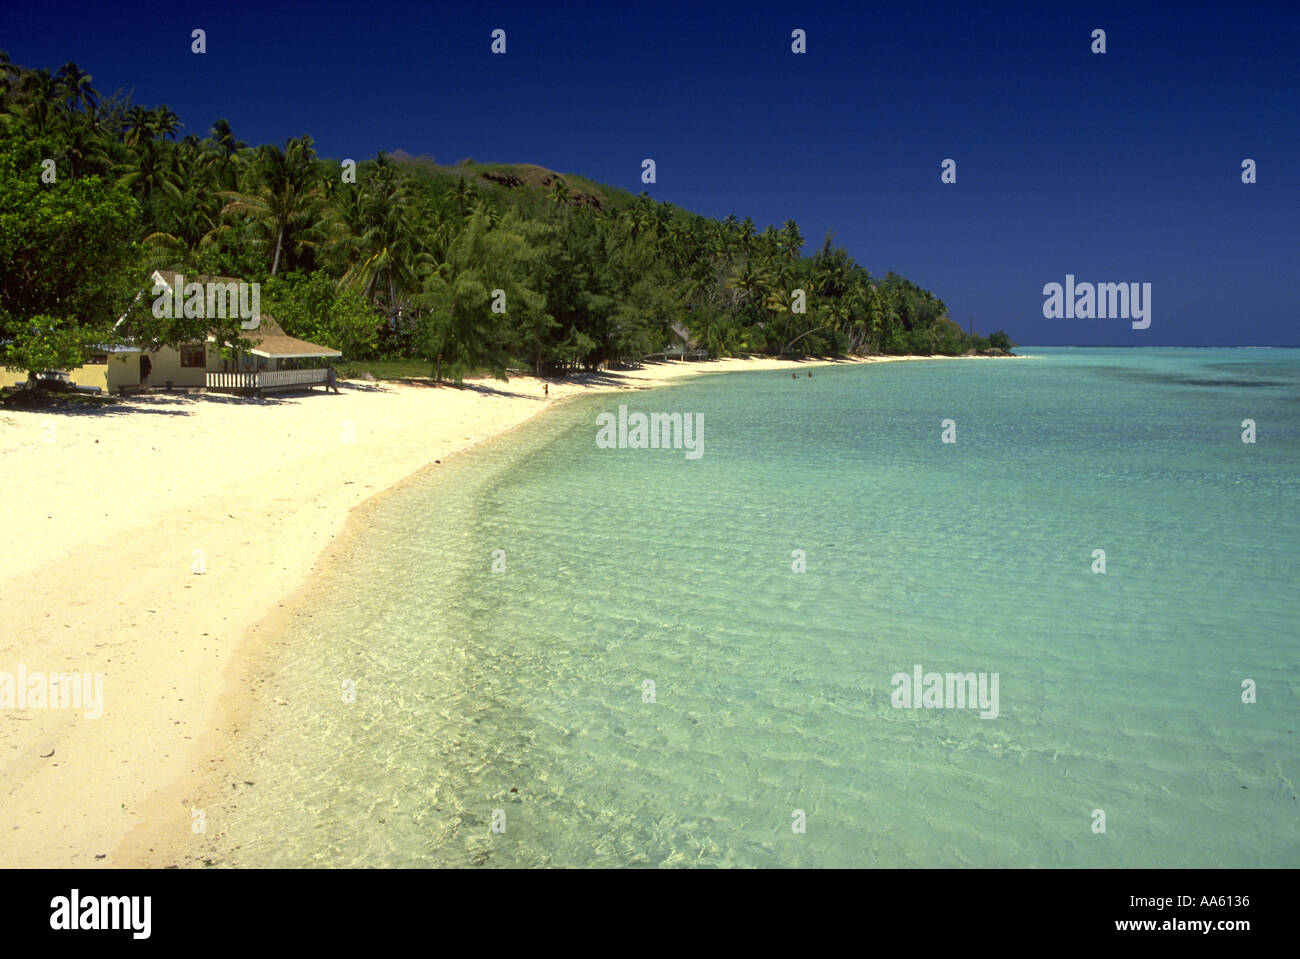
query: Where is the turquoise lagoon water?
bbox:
[210,349,1300,867]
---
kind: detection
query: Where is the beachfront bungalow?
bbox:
[650,321,708,361]
[96,271,342,395]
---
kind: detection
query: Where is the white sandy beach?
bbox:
[0,354,952,867]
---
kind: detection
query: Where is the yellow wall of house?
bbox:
[104,348,209,391]
[65,362,110,392]
[10,361,112,391]
[106,354,138,391]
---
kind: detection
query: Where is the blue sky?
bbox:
[5,0,1297,344]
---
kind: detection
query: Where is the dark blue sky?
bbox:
[5,0,1298,345]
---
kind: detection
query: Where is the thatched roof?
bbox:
[151,269,247,291]
[218,315,341,359]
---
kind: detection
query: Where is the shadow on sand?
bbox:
[2,383,394,416]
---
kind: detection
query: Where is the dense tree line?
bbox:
[0,55,1012,385]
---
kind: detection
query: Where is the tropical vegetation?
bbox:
[0,54,1013,388]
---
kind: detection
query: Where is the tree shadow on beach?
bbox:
[453,380,536,399]
[562,369,657,389]
[0,387,372,416]
[2,390,184,417]
[461,369,658,399]
[372,376,539,400]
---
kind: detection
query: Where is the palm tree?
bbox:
[740,216,756,251]
[55,62,97,118]
[779,219,804,261]
[209,118,244,156]
[337,162,430,319]
[660,219,689,269]
[152,105,181,140]
[627,193,654,239]
[9,68,57,133]
[147,186,222,261]
[654,201,674,233]
[118,138,179,210]
[470,196,499,229]
[447,176,476,218]
[205,118,246,191]
[322,182,369,273]
[730,258,773,309]
[220,136,325,275]
[0,51,19,100]
[0,52,27,113]
[122,105,155,146]
[19,66,54,101]
[426,214,455,265]
[549,177,571,208]
[60,114,113,178]
[144,135,224,255]
[708,223,732,261]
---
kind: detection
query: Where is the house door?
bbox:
[139,354,152,385]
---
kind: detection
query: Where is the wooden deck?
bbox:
[205,369,328,394]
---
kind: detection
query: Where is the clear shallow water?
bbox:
[210,349,1300,867]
